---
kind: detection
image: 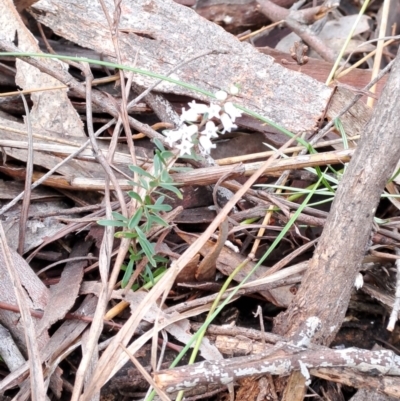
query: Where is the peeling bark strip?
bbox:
[30,0,332,133]
[154,345,400,392]
[273,49,400,346]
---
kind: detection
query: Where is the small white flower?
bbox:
[206,103,221,120]
[164,128,184,147]
[220,113,237,134]
[199,135,216,154]
[176,139,194,156]
[215,90,228,101]
[180,123,198,141]
[187,100,209,115]
[229,84,239,95]
[180,107,200,122]
[202,121,219,139]
[180,101,211,123]
[224,102,242,122]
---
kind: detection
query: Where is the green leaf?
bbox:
[111,211,128,222]
[153,138,165,152]
[155,195,165,206]
[128,207,143,230]
[149,180,159,188]
[97,219,127,227]
[146,203,172,212]
[159,183,183,199]
[153,155,162,177]
[143,263,155,285]
[143,195,152,205]
[121,258,135,288]
[148,214,169,227]
[129,251,143,262]
[161,150,173,160]
[143,208,152,232]
[160,169,172,183]
[153,265,167,276]
[139,177,149,190]
[136,227,156,266]
[153,190,174,201]
[129,165,155,179]
[128,191,143,203]
[155,149,167,166]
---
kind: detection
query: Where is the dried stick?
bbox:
[154,341,400,392]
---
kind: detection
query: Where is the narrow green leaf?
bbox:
[160,169,172,183]
[111,211,128,222]
[161,150,173,160]
[159,183,183,199]
[136,228,156,266]
[153,138,165,152]
[139,177,149,190]
[143,206,151,229]
[143,263,155,285]
[128,191,143,203]
[153,265,167,276]
[153,190,174,201]
[121,258,135,288]
[155,195,165,206]
[153,155,162,177]
[129,165,155,179]
[146,203,172,212]
[129,252,143,262]
[143,195,152,205]
[97,220,127,227]
[128,207,143,230]
[148,214,169,227]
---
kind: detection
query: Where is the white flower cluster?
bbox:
[163,88,242,156]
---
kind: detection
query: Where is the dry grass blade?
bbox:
[0,222,45,400]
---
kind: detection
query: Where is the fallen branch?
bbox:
[154,341,400,393]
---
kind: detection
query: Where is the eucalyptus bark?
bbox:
[273,49,400,345]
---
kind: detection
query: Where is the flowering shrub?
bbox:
[163,89,242,156]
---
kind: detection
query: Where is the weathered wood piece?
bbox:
[154,343,400,394]
[30,0,332,134]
